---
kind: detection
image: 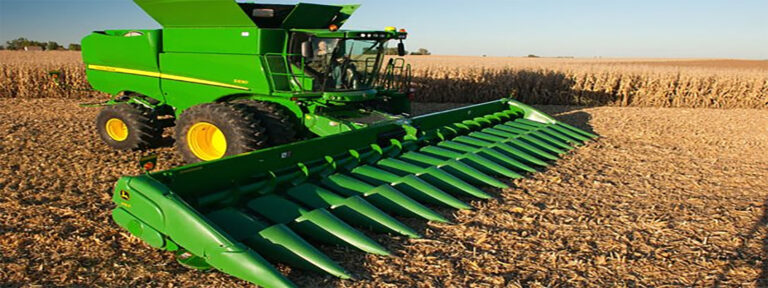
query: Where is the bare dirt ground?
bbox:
[1,99,767,287]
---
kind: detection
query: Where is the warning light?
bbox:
[139,154,158,173]
[407,88,416,101]
[329,24,339,31]
[399,28,407,33]
[385,26,396,32]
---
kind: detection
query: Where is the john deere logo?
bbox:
[120,190,130,201]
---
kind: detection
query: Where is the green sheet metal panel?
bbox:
[83,70,164,100]
[330,4,361,27]
[116,176,296,288]
[281,3,342,29]
[134,0,256,28]
[158,53,271,111]
[82,29,160,70]
[258,29,287,53]
[81,29,163,99]
[162,27,262,54]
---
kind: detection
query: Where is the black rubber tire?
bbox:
[95,103,163,150]
[233,100,298,146]
[175,102,268,164]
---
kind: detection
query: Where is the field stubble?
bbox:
[2,51,768,286]
[1,51,767,109]
[1,99,767,287]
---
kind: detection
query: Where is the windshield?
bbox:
[290,35,387,92]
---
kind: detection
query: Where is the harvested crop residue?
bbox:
[1,99,767,287]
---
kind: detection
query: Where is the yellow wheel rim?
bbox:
[105,118,129,141]
[187,122,227,161]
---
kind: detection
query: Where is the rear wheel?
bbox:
[233,100,298,146]
[96,103,163,150]
[175,103,267,163]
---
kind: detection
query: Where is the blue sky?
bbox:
[1,0,766,59]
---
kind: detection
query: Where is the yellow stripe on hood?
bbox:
[87,64,250,91]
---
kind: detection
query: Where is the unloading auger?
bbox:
[111,99,597,288]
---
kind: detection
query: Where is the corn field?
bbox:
[0,51,104,99]
[407,56,768,108]
[2,51,766,108]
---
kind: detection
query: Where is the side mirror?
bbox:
[397,42,406,57]
[301,41,314,58]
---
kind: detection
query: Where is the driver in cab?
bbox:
[309,40,358,90]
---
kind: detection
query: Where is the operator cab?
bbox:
[287,28,408,94]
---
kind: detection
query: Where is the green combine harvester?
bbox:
[82,0,598,287]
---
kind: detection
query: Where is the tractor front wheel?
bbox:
[96,103,163,150]
[175,103,268,163]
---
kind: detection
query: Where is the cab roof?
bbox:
[134,0,359,29]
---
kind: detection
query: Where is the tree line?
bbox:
[383,47,432,56]
[1,37,81,51]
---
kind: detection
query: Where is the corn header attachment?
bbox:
[111,99,596,288]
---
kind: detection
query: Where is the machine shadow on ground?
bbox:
[412,69,605,136]
[412,69,624,108]
[714,196,768,287]
[761,203,768,286]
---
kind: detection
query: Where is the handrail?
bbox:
[262,53,314,92]
[379,57,410,92]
